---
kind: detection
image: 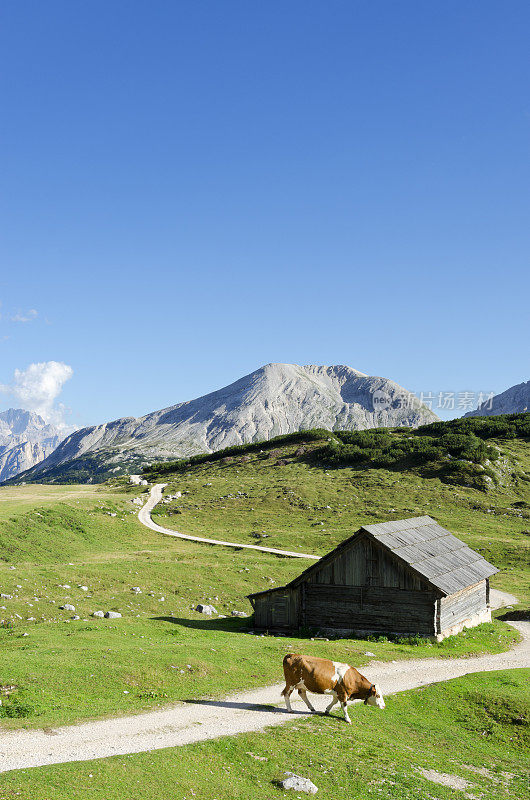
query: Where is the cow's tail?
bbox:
[281,653,295,693]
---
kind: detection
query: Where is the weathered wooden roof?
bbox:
[360,516,497,595]
[248,515,497,599]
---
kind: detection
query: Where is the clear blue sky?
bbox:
[1,1,528,427]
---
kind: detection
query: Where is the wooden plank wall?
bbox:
[439,580,487,631]
[253,589,299,630]
[303,584,436,634]
[307,536,426,591]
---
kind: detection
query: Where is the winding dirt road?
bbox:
[0,614,526,774]
[138,483,319,559]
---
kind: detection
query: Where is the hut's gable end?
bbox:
[438,580,488,632]
[306,533,428,591]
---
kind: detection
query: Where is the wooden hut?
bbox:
[247,516,497,640]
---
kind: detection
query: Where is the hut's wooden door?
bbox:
[270,594,290,629]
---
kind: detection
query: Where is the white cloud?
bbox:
[10,309,38,323]
[0,361,74,427]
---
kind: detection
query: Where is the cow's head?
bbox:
[364,684,385,709]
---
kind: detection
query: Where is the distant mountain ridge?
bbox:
[464,380,530,417]
[10,363,438,484]
[0,409,66,481]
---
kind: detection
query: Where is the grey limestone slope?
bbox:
[13,363,438,480]
[0,409,65,481]
[464,380,530,417]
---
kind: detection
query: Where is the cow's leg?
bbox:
[324,692,338,715]
[341,701,351,724]
[298,688,316,713]
[282,685,294,712]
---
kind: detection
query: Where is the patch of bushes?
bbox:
[311,413,530,488]
[0,692,36,718]
[416,412,530,441]
[366,633,424,645]
[144,429,330,478]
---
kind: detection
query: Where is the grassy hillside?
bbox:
[0,669,528,800]
[0,416,528,729]
[146,417,530,599]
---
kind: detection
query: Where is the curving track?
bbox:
[138,483,319,559]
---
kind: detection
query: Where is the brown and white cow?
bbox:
[282,653,385,724]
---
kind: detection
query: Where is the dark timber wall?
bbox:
[301,584,436,634]
[252,588,298,630]
[305,536,426,590]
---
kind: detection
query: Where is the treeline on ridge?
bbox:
[144,413,530,487]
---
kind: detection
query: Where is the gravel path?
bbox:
[138,483,319,559]
[0,615,527,775]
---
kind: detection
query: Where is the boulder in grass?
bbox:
[60,604,76,612]
[277,773,318,794]
[231,610,248,618]
[92,610,105,618]
[195,604,217,615]
[104,611,122,619]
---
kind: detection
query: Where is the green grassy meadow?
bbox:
[0,669,527,800]
[0,429,528,729]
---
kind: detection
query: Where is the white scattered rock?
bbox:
[196,604,217,615]
[129,475,142,485]
[131,587,142,594]
[278,772,318,794]
[104,611,122,619]
[78,586,89,592]
[92,611,105,618]
[231,610,248,618]
[1,594,12,600]
[364,651,376,657]
[60,604,76,612]
[71,615,80,620]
